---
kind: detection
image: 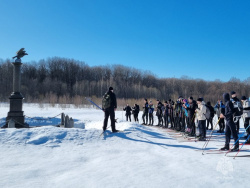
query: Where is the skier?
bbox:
[163,101,169,128]
[231,91,243,134]
[156,100,163,126]
[148,101,154,125]
[241,96,250,143]
[181,99,188,132]
[102,87,119,133]
[206,102,214,130]
[195,98,207,141]
[168,99,175,129]
[123,104,132,122]
[142,99,149,125]
[175,97,183,131]
[132,104,139,122]
[183,97,197,136]
[214,100,225,133]
[220,93,239,151]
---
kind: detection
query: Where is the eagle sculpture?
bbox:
[12,48,28,59]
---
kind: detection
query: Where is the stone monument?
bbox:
[6,48,28,128]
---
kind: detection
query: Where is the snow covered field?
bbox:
[0,103,250,188]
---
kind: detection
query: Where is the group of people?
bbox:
[102,86,250,151]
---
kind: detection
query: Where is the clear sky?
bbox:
[0,0,249,82]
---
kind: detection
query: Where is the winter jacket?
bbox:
[163,105,169,116]
[186,101,197,118]
[143,102,149,113]
[214,101,225,117]
[148,104,154,114]
[206,104,215,118]
[223,93,234,121]
[105,90,117,109]
[123,106,132,115]
[243,99,250,118]
[175,101,182,117]
[132,105,139,114]
[231,96,243,117]
[196,101,206,120]
[156,102,163,116]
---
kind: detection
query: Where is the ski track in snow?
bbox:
[0,103,250,188]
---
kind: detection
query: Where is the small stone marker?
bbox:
[65,115,70,128]
[69,117,74,128]
[8,119,15,128]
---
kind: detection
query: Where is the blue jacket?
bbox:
[148,105,154,114]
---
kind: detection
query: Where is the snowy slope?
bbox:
[0,103,250,188]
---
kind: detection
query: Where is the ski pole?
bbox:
[202,118,220,155]
[233,133,250,159]
[225,123,250,156]
[85,97,104,111]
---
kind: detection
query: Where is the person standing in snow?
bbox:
[220,93,239,151]
[214,100,225,133]
[231,91,243,134]
[102,87,118,133]
[195,98,207,141]
[168,99,175,129]
[174,97,183,131]
[123,104,132,122]
[132,104,140,122]
[148,101,154,125]
[183,97,197,136]
[241,96,250,143]
[156,100,163,126]
[206,102,214,130]
[163,101,169,128]
[142,99,149,125]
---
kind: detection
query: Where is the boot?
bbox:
[231,143,239,152]
[220,144,229,151]
[198,137,206,141]
[245,138,250,144]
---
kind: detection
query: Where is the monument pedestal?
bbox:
[6,92,25,128]
[5,59,28,128]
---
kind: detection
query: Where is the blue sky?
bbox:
[0,0,249,81]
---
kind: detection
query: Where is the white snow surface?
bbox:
[0,103,250,188]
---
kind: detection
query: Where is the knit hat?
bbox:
[109,87,113,91]
[197,98,203,102]
[231,91,236,95]
[241,96,247,100]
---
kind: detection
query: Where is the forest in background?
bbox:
[0,57,249,108]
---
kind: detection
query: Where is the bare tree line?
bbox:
[0,57,249,106]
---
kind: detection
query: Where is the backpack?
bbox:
[204,105,210,120]
[233,101,243,116]
[102,93,111,110]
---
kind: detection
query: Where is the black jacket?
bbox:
[186,101,197,118]
[156,102,163,116]
[223,93,234,121]
[123,106,132,115]
[143,102,149,113]
[206,104,215,118]
[132,105,140,114]
[107,90,117,109]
